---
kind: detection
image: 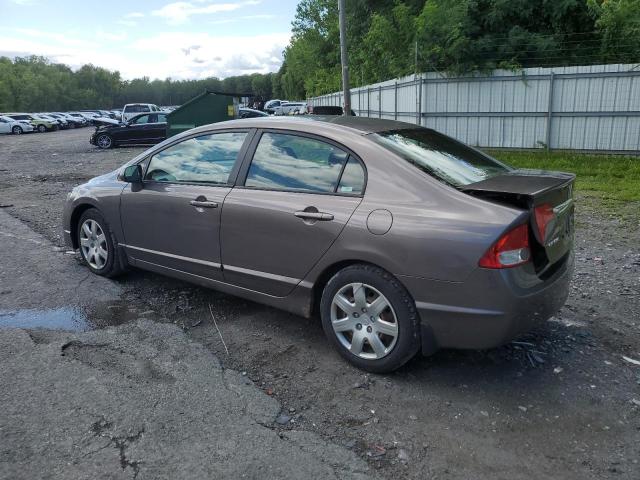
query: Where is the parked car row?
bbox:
[0,111,95,134]
[263,99,309,116]
[262,100,353,116]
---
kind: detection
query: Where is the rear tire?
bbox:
[12,126,23,135]
[37,124,46,133]
[320,264,421,373]
[77,208,126,278]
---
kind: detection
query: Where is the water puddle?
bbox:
[0,307,91,331]
[0,302,143,332]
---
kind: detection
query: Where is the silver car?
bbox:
[63,117,574,372]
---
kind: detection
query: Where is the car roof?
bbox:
[202,115,417,135]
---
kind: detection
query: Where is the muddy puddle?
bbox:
[0,301,144,331]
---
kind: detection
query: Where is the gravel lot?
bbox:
[1,128,639,479]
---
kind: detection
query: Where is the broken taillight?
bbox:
[479,223,531,269]
[533,203,555,243]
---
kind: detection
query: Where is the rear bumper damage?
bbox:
[400,252,574,354]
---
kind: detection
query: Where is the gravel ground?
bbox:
[1,128,639,479]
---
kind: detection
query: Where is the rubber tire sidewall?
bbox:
[77,208,120,277]
[12,126,22,134]
[37,124,46,133]
[96,134,113,149]
[320,264,421,373]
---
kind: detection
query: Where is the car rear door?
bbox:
[220,130,366,296]
[120,129,251,280]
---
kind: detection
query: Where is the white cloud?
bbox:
[132,31,288,79]
[117,19,138,27]
[210,14,275,25]
[0,28,289,80]
[152,0,261,25]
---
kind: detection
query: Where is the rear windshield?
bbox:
[371,128,511,187]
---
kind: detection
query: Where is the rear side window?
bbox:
[338,157,365,194]
[145,132,247,184]
[371,128,511,187]
[245,133,349,193]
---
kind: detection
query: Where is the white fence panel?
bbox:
[308,63,640,152]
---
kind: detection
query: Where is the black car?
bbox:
[239,107,268,119]
[90,112,168,149]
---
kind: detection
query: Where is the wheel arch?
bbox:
[310,259,404,317]
[69,203,98,249]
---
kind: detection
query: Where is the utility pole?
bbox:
[338,0,351,116]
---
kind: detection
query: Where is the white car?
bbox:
[122,103,162,121]
[264,99,287,114]
[0,115,34,134]
[273,101,307,116]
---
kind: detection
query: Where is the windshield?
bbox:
[371,128,511,187]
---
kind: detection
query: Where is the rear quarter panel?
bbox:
[301,137,526,284]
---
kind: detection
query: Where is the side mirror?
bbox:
[123,164,142,183]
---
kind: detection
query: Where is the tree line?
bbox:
[1,0,638,112]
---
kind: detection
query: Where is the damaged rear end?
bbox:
[463,169,575,277]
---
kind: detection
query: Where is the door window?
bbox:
[145,132,247,184]
[337,157,365,194]
[245,132,350,193]
[132,115,150,124]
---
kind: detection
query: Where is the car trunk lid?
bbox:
[462,169,575,270]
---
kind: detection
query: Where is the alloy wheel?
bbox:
[330,282,399,360]
[97,134,112,148]
[80,219,108,270]
[12,126,22,135]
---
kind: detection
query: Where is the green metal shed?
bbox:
[166,90,248,137]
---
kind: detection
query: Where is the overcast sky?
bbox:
[0,0,297,80]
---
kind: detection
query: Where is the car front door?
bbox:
[120,130,251,280]
[220,130,366,296]
[122,114,151,143]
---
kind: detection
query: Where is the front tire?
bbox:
[37,124,46,133]
[12,126,23,135]
[77,208,126,278]
[96,133,113,149]
[320,264,421,373]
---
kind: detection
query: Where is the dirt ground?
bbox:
[1,128,639,479]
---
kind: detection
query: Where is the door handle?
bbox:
[294,211,334,221]
[190,200,218,208]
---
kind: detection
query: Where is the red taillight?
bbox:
[479,223,531,269]
[534,203,554,242]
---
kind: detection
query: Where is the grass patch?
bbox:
[485,150,640,206]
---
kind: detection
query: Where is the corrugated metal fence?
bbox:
[308,64,640,152]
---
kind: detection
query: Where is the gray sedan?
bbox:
[63,116,575,372]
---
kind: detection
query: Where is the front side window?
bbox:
[371,128,511,187]
[132,115,150,124]
[245,132,349,193]
[145,131,247,184]
[157,114,167,123]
